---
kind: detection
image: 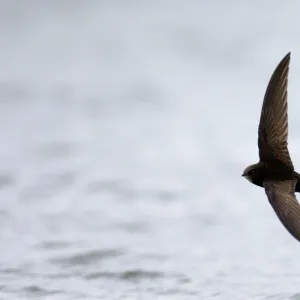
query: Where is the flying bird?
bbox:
[242,52,300,242]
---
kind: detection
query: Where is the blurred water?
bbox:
[1,1,300,299]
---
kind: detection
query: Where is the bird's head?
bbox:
[241,163,261,183]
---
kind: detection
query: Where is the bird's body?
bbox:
[242,52,300,243]
[244,162,300,191]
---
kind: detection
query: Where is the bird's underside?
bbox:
[251,170,300,192]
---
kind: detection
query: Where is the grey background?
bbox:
[0,1,300,299]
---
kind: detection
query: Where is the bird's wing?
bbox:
[258,52,294,170]
[264,180,300,242]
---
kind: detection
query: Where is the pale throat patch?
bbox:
[244,175,252,183]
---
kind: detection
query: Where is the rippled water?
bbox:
[2,1,300,299]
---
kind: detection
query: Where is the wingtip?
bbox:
[280,51,290,60]
[284,51,291,62]
[274,52,291,71]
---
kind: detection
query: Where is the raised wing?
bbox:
[258,52,294,170]
[264,180,300,242]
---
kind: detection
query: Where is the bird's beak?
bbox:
[241,173,246,177]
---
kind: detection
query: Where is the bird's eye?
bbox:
[249,169,255,175]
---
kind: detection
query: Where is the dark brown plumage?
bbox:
[242,52,300,243]
[264,180,300,242]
